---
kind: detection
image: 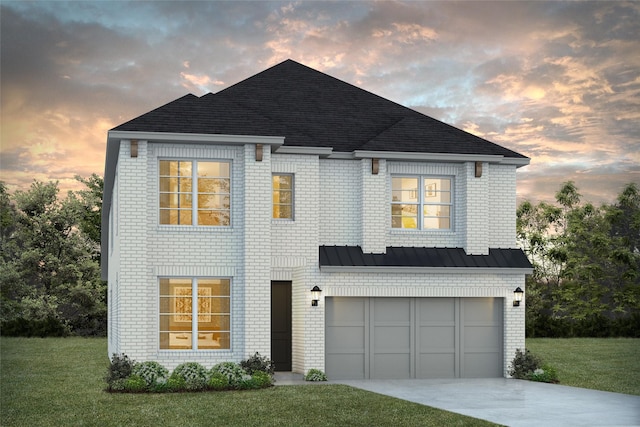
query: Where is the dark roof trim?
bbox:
[319,246,533,274]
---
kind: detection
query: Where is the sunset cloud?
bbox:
[1,1,638,204]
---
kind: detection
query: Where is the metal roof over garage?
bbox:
[319,246,533,273]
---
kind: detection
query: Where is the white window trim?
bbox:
[158,277,232,351]
[272,173,295,221]
[391,175,455,231]
[158,159,232,227]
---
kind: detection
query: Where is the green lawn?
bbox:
[1,337,495,427]
[526,338,640,395]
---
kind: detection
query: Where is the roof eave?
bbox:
[274,145,334,157]
[107,130,285,146]
[352,150,530,166]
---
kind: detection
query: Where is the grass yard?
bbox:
[526,338,640,396]
[1,337,495,427]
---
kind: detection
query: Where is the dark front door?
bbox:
[271,281,292,371]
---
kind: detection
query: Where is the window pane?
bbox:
[160,194,193,209]
[273,175,293,219]
[159,177,192,193]
[159,177,175,192]
[274,190,292,204]
[198,210,230,226]
[160,331,192,350]
[391,204,418,228]
[159,160,173,176]
[198,178,230,194]
[198,195,230,209]
[199,279,230,295]
[392,177,418,202]
[423,205,451,229]
[273,175,292,190]
[198,162,229,178]
[274,205,292,219]
[197,332,230,350]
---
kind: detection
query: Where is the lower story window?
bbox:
[159,278,230,350]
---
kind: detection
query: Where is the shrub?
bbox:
[241,352,275,376]
[207,372,230,391]
[132,361,169,388]
[105,353,135,391]
[210,362,251,389]
[528,364,559,383]
[250,370,273,388]
[108,378,128,392]
[166,376,186,392]
[304,368,328,382]
[508,348,541,379]
[171,362,209,391]
[124,375,147,392]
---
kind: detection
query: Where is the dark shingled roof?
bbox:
[319,246,533,270]
[113,59,527,159]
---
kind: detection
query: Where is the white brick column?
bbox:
[504,276,526,377]
[243,143,272,357]
[117,140,153,360]
[361,158,387,254]
[464,162,489,255]
[292,265,325,374]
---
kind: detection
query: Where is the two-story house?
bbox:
[102,59,532,379]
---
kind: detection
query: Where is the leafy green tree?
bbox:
[72,174,103,252]
[0,179,106,336]
[518,181,640,337]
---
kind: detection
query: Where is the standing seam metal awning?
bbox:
[319,246,533,272]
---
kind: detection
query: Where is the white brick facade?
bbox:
[107,140,527,375]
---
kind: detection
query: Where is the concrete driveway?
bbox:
[335,378,640,427]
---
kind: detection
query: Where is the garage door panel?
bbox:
[374,326,410,349]
[326,326,365,350]
[418,298,455,322]
[418,354,456,378]
[464,326,501,348]
[373,354,411,379]
[464,298,502,321]
[326,354,366,379]
[373,298,411,321]
[326,297,366,323]
[463,352,502,378]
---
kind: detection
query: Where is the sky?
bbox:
[1,1,639,206]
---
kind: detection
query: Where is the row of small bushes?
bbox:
[105,352,275,392]
[509,348,559,383]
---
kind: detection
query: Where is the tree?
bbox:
[517,181,640,337]
[0,179,106,336]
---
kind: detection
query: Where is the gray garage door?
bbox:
[325,297,503,379]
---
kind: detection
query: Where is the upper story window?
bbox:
[159,160,230,226]
[391,176,453,230]
[272,174,294,219]
[159,278,231,350]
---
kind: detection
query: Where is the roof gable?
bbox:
[112,59,527,159]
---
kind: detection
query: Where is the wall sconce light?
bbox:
[255,144,263,162]
[130,140,138,158]
[311,285,322,307]
[371,158,379,175]
[513,287,524,307]
[475,161,482,178]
